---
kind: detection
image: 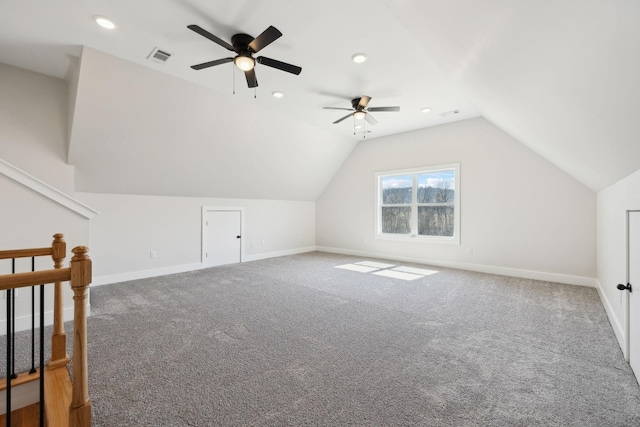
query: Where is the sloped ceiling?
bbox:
[386,0,640,191]
[1,0,638,197]
[69,47,356,200]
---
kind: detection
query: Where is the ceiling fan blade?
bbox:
[190,58,234,70]
[358,96,372,109]
[364,113,378,125]
[333,113,354,124]
[249,26,283,53]
[368,106,400,112]
[187,25,235,51]
[256,56,302,75]
[323,107,354,111]
[245,68,258,88]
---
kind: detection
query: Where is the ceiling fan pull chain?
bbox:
[254,86,257,99]
[232,65,236,95]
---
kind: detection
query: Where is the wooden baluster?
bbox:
[68,246,92,427]
[49,233,70,369]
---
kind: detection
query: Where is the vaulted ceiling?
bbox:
[1,0,637,199]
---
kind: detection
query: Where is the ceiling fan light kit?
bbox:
[234,55,255,71]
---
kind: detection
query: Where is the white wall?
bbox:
[0,175,90,253]
[75,192,315,284]
[597,168,640,351]
[1,61,89,261]
[316,117,596,285]
[0,62,75,194]
[1,62,90,332]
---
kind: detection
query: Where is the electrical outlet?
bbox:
[467,248,474,255]
[150,251,157,259]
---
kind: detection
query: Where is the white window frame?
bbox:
[375,163,460,245]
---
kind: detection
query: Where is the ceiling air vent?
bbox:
[147,47,172,64]
[439,110,460,117]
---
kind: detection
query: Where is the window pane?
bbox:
[382,206,412,234]
[382,175,412,204]
[418,206,454,236]
[417,170,455,203]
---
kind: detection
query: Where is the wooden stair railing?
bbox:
[0,234,91,427]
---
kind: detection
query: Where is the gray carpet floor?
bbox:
[6,251,640,426]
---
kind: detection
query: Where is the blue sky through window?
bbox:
[418,170,455,188]
[381,175,412,189]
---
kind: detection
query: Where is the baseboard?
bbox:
[91,262,206,287]
[316,246,597,287]
[243,246,317,262]
[0,306,76,335]
[595,278,626,358]
[92,246,317,287]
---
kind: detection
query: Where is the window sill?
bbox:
[375,233,460,245]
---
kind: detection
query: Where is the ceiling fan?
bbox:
[187,24,302,88]
[323,96,400,125]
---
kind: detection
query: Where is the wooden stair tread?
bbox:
[44,366,72,426]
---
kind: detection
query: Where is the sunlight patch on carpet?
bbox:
[392,266,439,276]
[373,270,423,281]
[335,264,380,273]
[355,261,395,269]
[334,260,439,281]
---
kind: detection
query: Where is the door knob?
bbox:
[237,235,241,239]
[617,283,633,292]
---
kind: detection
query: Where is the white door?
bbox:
[204,210,241,267]
[629,211,640,378]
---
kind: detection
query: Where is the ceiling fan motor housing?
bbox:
[231,34,254,52]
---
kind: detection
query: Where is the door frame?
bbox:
[624,209,640,362]
[201,206,245,264]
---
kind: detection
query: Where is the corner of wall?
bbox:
[595,278,626,356]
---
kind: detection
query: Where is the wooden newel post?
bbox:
[69,246,92,427]
[49,233,70,369]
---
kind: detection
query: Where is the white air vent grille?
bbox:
[148,47,172,64]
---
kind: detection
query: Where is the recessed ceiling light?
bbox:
[351,53,367,64]
[421,107,432,113]
[272,91,284,98]
[94,15,116,30]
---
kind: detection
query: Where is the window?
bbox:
[376,164,460,244]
